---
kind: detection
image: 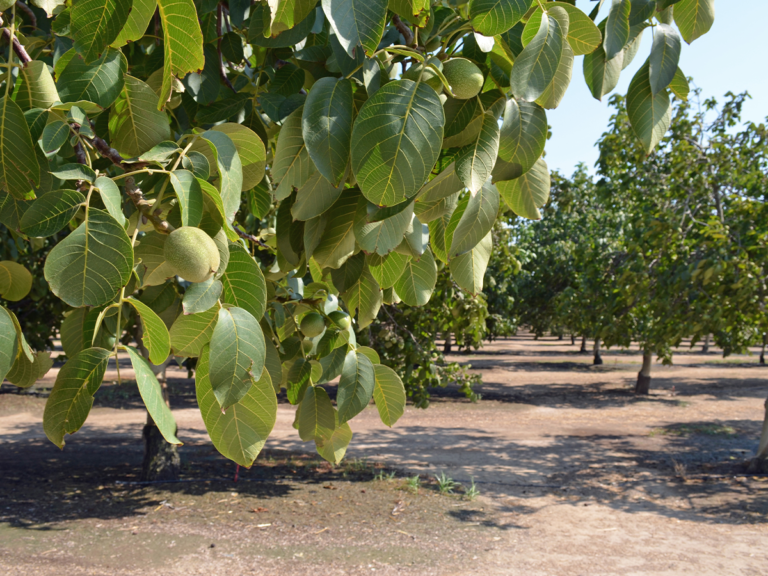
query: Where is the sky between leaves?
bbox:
[547,0,767,176]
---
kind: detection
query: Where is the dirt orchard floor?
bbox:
[1,334,767,575]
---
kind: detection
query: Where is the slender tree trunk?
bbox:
[558,334,563,341]
[580,335,587,353]
[443,332,452,354]
[760,334,766,366]
[571,334,575,345]
[135,324,180,481]
[747,394,768,473]
[593,338,603,365]
[635,350,653,394]
[702,334,710,353]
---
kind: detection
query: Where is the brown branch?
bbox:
[125,177,175,234]
[73,141,88,166]
[16,2,37,30]
[1,28,32,65]
[87,132,148,171]
[233,223,269,248]
[391,15,414,47]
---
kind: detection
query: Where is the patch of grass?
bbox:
[404,475,421,493]
[464,477,480,500]
[435,472,457,495]
[650,424,737,437]
[373,470,396,481]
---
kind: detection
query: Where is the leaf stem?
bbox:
[112,169,168,181]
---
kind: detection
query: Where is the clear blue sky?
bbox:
[546,0,767,176]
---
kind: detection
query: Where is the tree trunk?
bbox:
[747,395,768,473]
[635,351,653,395]
[558,334,563,341]
[571,334,575,345]
[580,335,587,353]
[761,334,766,366]
[593,338,603,365]
[443,333,452,354]
[702,333,710,353]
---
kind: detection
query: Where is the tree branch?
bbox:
[392,15,414,47]
[1,28,32,65]
[124,177,175,234]
[16,2,37,30]
[233,223,269,248]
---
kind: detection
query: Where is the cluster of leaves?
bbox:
[491,89,768,383]
[0,0,712,466]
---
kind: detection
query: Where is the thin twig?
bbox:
[1,28,31,65]
[16,2,37,30]
[383,304,428,355]
[233,223,269,248]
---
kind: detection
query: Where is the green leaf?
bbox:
[298,385,336,442]
[183,277,222,314]
[394,247,437,306]
[669,67,690,101]
[545,2,602,55]
[337,349,375,424]
[169,305,218,357]
[627,60,671,153]
[322,0,388,57]
[20,189,84,238]
[209,306,266,410]
[367,252,408,290]
[249,2,317,48]
[498,98,547,179]
[50,164,96,183]
[13,61,59,110]
[30,0,66,17]
[330,251,365,292]
[6,351,54,389]
[113,0,158,46]
[134,231,175,287]
[455,111,500,194]
[354,197,414,256]
[469,0,529,37]
[44,208,133,308]
[315,416,352,464]
[156,0,205,108]
[535,40,573,109]
[415,163,464,205]
[292,170,345,221]
[449,183,499,258]
[126,297,171,364]
[342,267,382,328]
[56,48,127,109]
[94,176,127,226]
[169,170,203,227]
[312,188,360,270]
[109,76,172,158]
[582,22,623,101]
[372,364,405,427]
[649,23,681,94]
[286,358,312,404]
[272,106,313,201]
[40,121,70,156]
[604,0,631,59]
[414,191,459,224]
[0,97,40,199]
[302,77,354,186]
[196,344,276,466]
[124,345,182,444]
[0,306,18,383]
[450,231,492,293]
[318,345,347,383]
[71,0,133,63]
[509,8,565,102]
[497,156,550,219]
[428,212,450,264]
[220,243,268,321]
[674,0,714,43]
[442,96,482,149]
[351,80,445,207]
[198,131,243,222]
[209,124,266,191]
[43,347,111,448]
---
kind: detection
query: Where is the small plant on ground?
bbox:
[435,472,458,495]
[404,475,421,493]
[464,477,480,501]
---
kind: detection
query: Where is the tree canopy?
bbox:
[0,0,715,466]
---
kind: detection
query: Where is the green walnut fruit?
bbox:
[300,312,326,337]
[164,226,220,283]
[301,339,314,354]
[403,57,444,94]
[328,310,351,330]
[442,58,483,99]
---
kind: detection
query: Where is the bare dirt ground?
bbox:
[1,334,767,575]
